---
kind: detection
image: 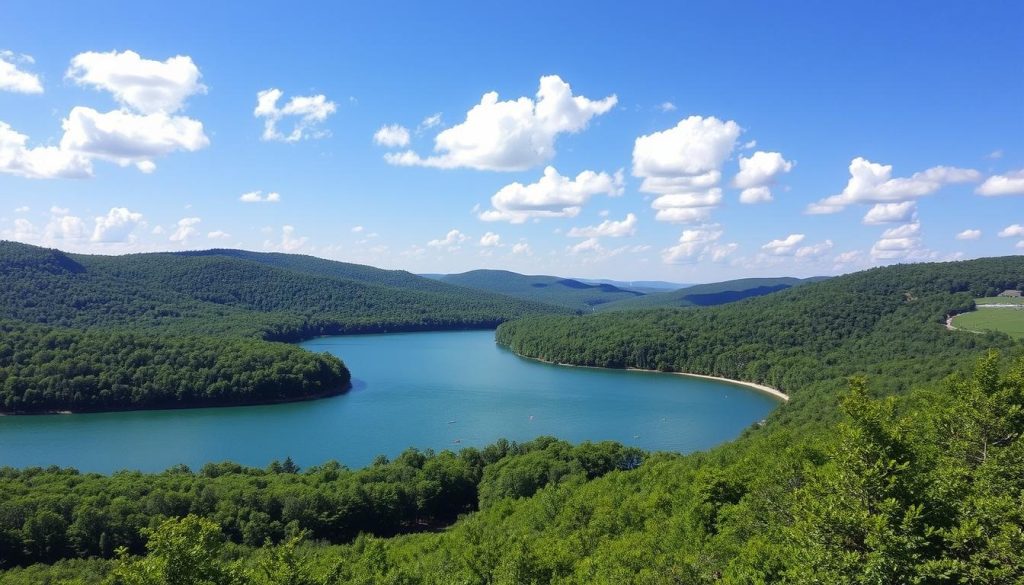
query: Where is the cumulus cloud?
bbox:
[418,113,442,131]
[1,50,209,179]
[373,124,410,147]
[479,232,501,247]
[67,50,205,114]
[255,89,337,142]
[239,190,280,203]
[662,226,737,264]
[976,170,1024,196]
[0,121,93,178]
[955,229,981,240]
[795,239,834,258]
[733,151,794,203]
[998,224,1024,238]
[658,101,677,112]
[567,213,637,238]
[871,222,923,260]
[633,116,741,223]
[207,230,230,240]
[44,207,86,240]
[807,157,980,214]
[0,51,43,93]
[169,217,201,243]
[92,207,144,242]
[569,237,603,255]
[351,225,364,233]
[385,75,616,171]
[862,201,917,225]
[59,106,209,171]
[428,228,468,249]
[511,241,531,255]
[479,166,623,223]
[761,233,806,256]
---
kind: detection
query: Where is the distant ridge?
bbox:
[595,276,829,311]
[439,269,644,311]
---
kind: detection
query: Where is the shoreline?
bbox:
[508,350,789,402]
[0,383,352,417]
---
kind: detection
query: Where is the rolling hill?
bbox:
[594,276,828,311]
[439,269,644,311]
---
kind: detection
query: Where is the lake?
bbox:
[0,330,780,473]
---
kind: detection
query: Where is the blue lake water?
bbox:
[0,330,779,473]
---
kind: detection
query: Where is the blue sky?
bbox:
[0,1,1021,282]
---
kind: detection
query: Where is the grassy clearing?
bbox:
[954,307,1024,338]
[975,296,1024,305]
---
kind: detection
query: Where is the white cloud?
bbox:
[761,233,806,256]
[373,124,410,147]
[976,170,1024,196]
[92,207,144,242]
[658,101,677,112]
[5,218,37,240]
[67,50,205,114]
[807,157,980,214]
[0,121,93,179]
[734,151,794,204]
[986,149,1004,160]
[418,113,442,131]
[239,190,281,203]
[14,206,29,213]
[567,213,637,238]
[569,237,603,255]
[834,250,863,265]
[479,232,501,247]
[279,225,308,252]
[255,89,337,142]
[169,217,201,242]
[2,50,209,178]
[1018,241,1024,250]
[633,116,741,223]
[428,228,468,249]
[741,140,757,150]
[351,225,364,233]
[207,230,230,240]
[479,166,623,223]
[998,224,1024,238]
[511,241,531,255]
[955,229,981,240]
[795,239,834,258]
[44,208,86,240]
[862,201,917,225]
[662,226,736,264]
[60,106,209,171]
[871,222,923,260]
[385,75,616,171]
[0,51,43,93]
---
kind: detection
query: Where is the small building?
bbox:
[997,289,1022,297]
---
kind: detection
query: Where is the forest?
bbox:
[1,249,1023,582]
[0,241,565,413]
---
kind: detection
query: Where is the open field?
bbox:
[975,296,1024,305]
[954,307,1024,338]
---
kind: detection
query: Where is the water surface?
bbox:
[0,331,778,473]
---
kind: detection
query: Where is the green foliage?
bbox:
[595,276,826,312]
[0,241,565,413]
[498,256,1024,428]
[440,269,643,311]
[0,438,637,569]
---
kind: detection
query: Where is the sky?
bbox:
[0,1,1022,282]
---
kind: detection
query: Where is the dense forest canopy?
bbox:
[438,269,644,311]
[0,241,566,413]
[593,276,827,312]
[2,245,1024,582]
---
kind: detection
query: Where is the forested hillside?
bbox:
[440,269,643,311]
[595,276,826,312]
[0,241,565,413]
[3,353,1022,583]
[499,257,1024,427]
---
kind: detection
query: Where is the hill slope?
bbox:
[0,242,566,413]
[440,269,644,311]
[595,276,827,311]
